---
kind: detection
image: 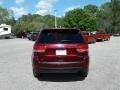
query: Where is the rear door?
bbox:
[36,29,87,62]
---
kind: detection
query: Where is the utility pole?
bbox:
[54,10,57,28]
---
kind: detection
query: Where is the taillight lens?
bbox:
[76,44,88,53]
[33,44,46,52]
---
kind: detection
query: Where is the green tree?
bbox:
[13,14,57,33]
[63,8,97,31]
[84,4,98,17]
[0,6,13,24]
[95,0,120,33]
[111,0,120,33]
[57,17,64,28]
[96,2,112,32]
[43,15,55,28]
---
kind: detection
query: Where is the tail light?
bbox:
[33,44,46,53]
[76,44,89,68]
[76,44,88,53]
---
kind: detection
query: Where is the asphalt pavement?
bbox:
[0,37,120,90]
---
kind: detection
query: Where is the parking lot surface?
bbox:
[0,37,120,90]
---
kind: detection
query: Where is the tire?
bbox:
[5,37,10,39]
[101,39,104,42]
[10,35,15,39]
[33,69,40,78]
[93,39,96,43]
[107,38,110,41]
[33,69,43,78]
[28,38,31,40]
[77,69,88,78]
[31,38,35,41]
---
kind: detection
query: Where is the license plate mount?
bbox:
[56,50,67,55]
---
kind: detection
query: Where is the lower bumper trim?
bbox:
[34,67,85,73]
[41,62,81,64]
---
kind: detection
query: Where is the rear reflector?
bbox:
[34,50,46,52]
[76,49,88,52]
[33,44,46,52]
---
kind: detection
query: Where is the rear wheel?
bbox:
[28,38,31,40]
[77,69,88,78]
[101,39,104,42]
[93,39,96,43]
[107,38,110,41]
[9,35,15,39]
[5,37,11,39]
[33,69,40,78]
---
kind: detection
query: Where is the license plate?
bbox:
[56,50,67,55]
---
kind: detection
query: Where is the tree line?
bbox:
[0,0,120,34]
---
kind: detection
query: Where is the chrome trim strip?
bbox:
[41,62,80,64]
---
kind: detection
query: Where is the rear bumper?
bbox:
[96,38,103,40]
[0,34,11,39]
[33,67,87,74]
[96,38,104,42]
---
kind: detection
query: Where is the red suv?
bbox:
[32,29,89,78]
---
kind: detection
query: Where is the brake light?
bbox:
[33,44,46,52]
[76,44,88,52]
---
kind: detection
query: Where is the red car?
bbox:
[81,31,96,44]
[93,31,110,41]
[103,33,110,41]
[32,28,89,78]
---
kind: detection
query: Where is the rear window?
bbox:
[81,32,89,35]
[3,28,8,31]
[37,29,85,44]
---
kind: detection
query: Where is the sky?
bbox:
[0,0,110,19]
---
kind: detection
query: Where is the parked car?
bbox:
[27,32,33,40]
[16,32,27,38]
[103,33,110,41]
[32,28,89,78]
[81,31,96,44]
[92,31,110,42]
[113,33,120,37]
[27,31,39,41]
[9,33,16,39]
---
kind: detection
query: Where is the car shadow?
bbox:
[37,73,86,82]
[96,39,104,42]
